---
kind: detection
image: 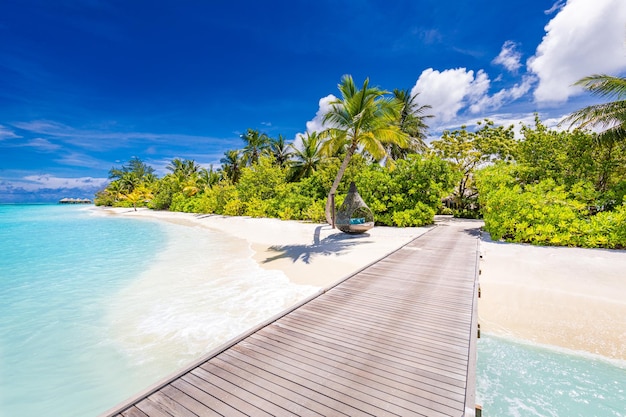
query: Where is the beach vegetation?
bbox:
[289,132,325,181]
[390,88,433,158]
[94,72,624,247]
[240,128,271,166]
[219,149,245,184]
[431,120,516,214]
[95,157,157,209]
[561,74,626,146]
[476,117,626,248]
[269,134,293,167]
[319,75,409,224]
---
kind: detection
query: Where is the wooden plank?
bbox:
[299,297,472,335]
[265,323,467,394]
[237,340,457,417]
[146,392,197,417]
[224,346,397,417]
[273,310,469,363]
[134,399,172,417]
[208,356,353,417]
[121,407,149,417]
[160,385,221,417]
[192,366,313,416]
[275,313,470,374]
[258,325,467,399]
[280,312,467,370]
[248,331,465,414]
[170,378,248,417]
[181,372,274,417]
[230,344,439,417]
[220,349,377,417]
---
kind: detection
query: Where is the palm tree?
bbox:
[167,158,199,175]
[290,131,324,181]
[240,128,270,166]
[391,88,433,157]
[269,134,293,167]
[220,149,244,183]
[320,75,408,224]
[562,74,626,143]
[198,165,220,190]
[165,158,203,196]
[109,156,155,179]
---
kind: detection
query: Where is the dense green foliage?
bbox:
[102,153,456,227]
[476,118,626,248]
[95,73,626,248]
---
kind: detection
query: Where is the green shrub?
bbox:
[392,203,435,227]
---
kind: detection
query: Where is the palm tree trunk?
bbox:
[325,144,357,225]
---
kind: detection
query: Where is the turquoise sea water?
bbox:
[0,205,315,417]
[1,205,624,417]
[477,334,626,417]
[0,204,167,416]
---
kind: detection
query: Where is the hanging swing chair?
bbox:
[336,182,375,234]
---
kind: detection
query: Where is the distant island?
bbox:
[58,198,92,204]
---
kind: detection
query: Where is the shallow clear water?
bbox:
[0,205,316,417]
[477,334,626,417]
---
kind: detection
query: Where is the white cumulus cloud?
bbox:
[292,94,336,150]
[305,94,336,133]
[411,68,490,124]
[528,0,626,104]
[493,41,523,72]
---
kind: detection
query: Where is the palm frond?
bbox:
[574,74,626,100]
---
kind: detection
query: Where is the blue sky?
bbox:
[1,0,625,202]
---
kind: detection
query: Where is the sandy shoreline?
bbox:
[97,207,430,287]
[478,233,626,361]
[97,207,626,361]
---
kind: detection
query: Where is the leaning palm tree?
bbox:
[562,74,626,143]
[391,88,433,157]
[289,131,324,181]
[320,75,408,225]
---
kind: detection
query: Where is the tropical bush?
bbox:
[477,166,626,248]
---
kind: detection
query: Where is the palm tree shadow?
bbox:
[262,225,371,264]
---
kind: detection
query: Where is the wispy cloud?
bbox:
[54,151,112,169]
[0,125,21,140]
[545,0,567,15]
[19,174,108,190]
[493,41,522,73]
[469,76,535,114]
[23,138,61,151]
[10,119,233,152]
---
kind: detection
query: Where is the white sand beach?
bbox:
[99,208,626,361]
[100,208,430,287]
[479,233,626,361]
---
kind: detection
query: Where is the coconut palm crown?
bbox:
[320,75,408,225]
[562,74,626,143]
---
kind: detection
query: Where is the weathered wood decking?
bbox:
[102,219,481,417]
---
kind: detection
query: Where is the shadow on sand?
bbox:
[261,225,372,264]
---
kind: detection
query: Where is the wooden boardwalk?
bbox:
[102,220,481,417]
